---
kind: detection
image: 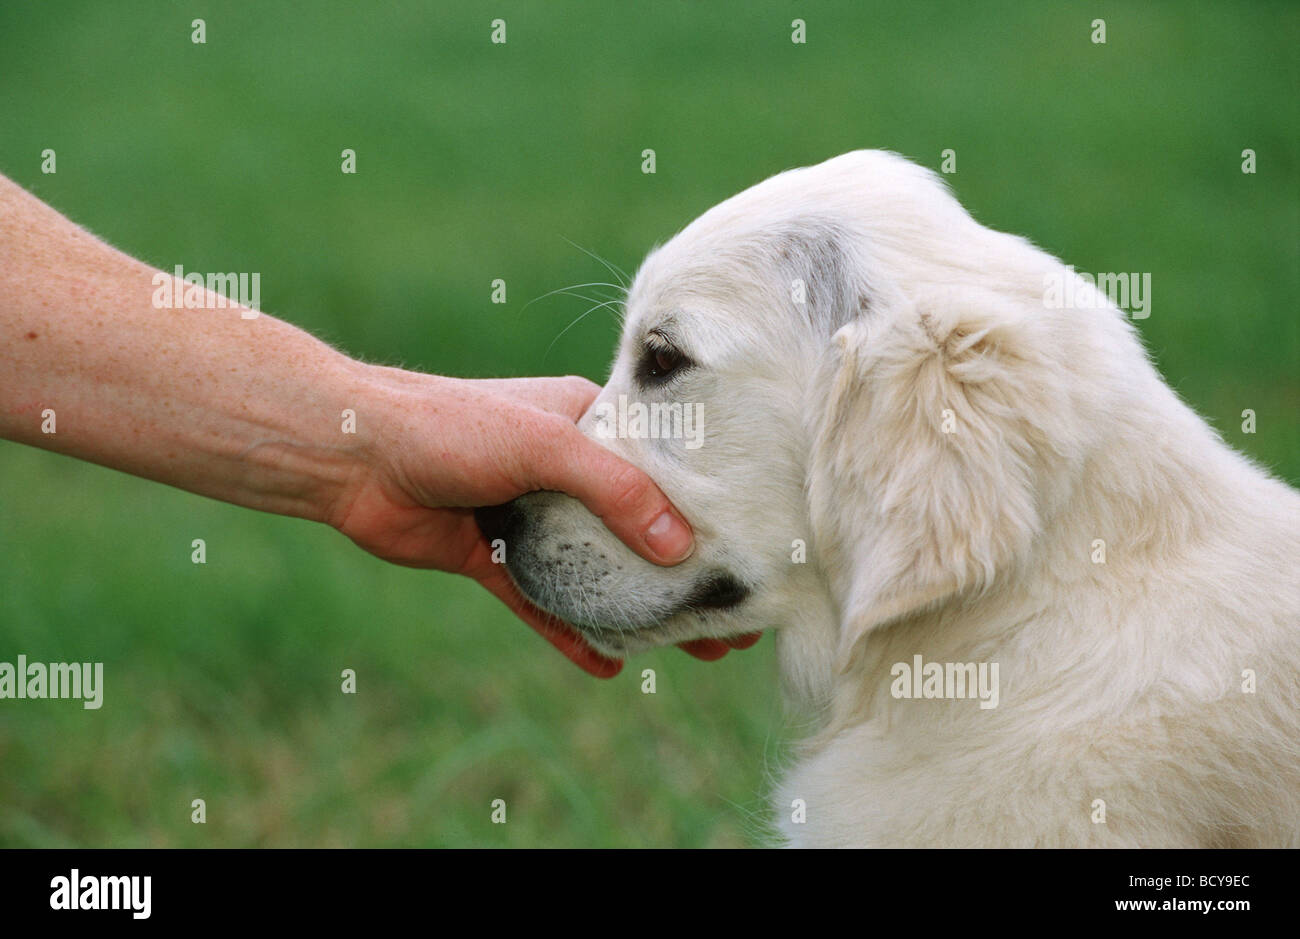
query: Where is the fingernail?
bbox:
[645,510,694,562]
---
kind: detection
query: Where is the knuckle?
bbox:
[606,461,651,517]
[562,374,599,407]
[530,413,572,457]
[535,410,568,435]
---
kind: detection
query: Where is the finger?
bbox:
[530,375,601,423]
[725,632,763,650]
[677,638,731,661]
[477,567,623,678]
[529,419,695,566]
[482,375,600,423]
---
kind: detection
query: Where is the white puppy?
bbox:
[477,151,1300,847]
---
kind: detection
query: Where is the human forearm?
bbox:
[0,173,369,523]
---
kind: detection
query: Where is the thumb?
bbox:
[529,419,695,566]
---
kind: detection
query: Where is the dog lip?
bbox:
[473,502,518,543]
[678,570,750,612]
[570,571,750,652]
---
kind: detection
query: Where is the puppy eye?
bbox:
[637,339,691,385]
[652,347,681,377]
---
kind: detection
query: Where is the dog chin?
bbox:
[577,618,692,657]
[574,606,728,650]
[576,602,760,658]
[525,589,686,654]
[505,556,754,656]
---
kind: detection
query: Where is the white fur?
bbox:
[502,151,1300,847]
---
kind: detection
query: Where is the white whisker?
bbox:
[562,236,631,288]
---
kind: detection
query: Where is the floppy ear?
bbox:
[807,285,1072,664]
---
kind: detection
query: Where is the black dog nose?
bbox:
[474,501,520,544]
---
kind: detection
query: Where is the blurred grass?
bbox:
[0,0,1296,846]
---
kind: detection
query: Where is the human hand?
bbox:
[330,368,760,675]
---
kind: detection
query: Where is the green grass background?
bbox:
[0,0,1295,847]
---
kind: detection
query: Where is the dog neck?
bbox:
[781,380,1268,749]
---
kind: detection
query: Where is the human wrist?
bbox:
[320,359,444,531]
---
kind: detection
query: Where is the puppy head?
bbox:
[475,215,840,655]
[480,151,1100,662]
